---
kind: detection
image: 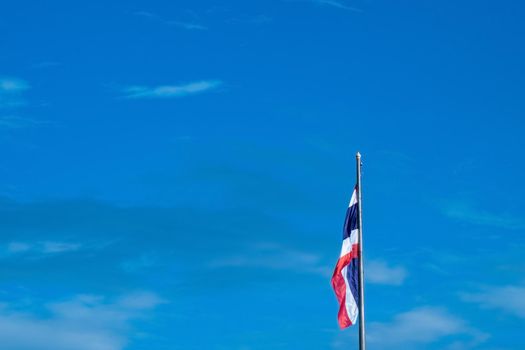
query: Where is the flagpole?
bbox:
[356,152,366,350]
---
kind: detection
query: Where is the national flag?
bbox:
[331,185,360,328]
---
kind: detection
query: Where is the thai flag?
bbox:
[331,186,360,328]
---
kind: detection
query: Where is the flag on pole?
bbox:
[331,185,360,329]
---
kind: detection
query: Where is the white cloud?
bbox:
[0,291,164,350]
[366,260,407,286]
[5,241,81,256]
[0,79,49,128]
[0,116,52,129]
[0,78,29,92]
[226,15,272,25]
[6,242,31,253]
[41,241,81,253]
[166,20,207,30]
[440,200,525,230]
[289,0,362,12]
[134,11,207,30]
[209,242,331,277]
[30,61,61,69]
[461,285,525,318]
[0,78,29,108]
[118,292,165,309]
[313,0,362,11]
[367,307,487,348]
[369,307,465,345]
[121,253,160,273]
[134,11,156,18]
[210,246,407,283]
[122,80,222,99]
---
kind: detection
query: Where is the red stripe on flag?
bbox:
[331,243,359,329]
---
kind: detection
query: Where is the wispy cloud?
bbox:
[209,242,331,277]
[6,242,32,253]
[120,253,160,274]
[134,11,207,30]
[461,284,525,318]
[166,20,207,30]
[134,11,156,18]
[226,14,273,25]
[0,78,29,108]
[0,116,53,129]
[209,246,409,282]
[289,0,362,12]
[30,61,61,69]
[41,241,82,254]
[313,0,362,11]
[369,307,464,345]
[122,80,222,99]
[5,241,82,256]
[367,260,408,286]
[0,291,164,350]
[439,199,525,230]
[0,78,49,129]
[0,78,29,92]
[367,307,488,348]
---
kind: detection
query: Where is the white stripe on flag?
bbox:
[339,229,359,258]
[341,265,359,324]
[348,189,358,207]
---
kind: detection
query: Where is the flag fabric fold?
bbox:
[331,186,360,328]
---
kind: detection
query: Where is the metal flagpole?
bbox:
[356,152,366,350]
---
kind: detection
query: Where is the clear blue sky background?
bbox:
[1,1,524,349]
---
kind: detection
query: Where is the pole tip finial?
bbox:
[356,151,361,158]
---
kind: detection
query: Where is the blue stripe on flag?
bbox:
[347,253,360,307]
[342,203,358,239]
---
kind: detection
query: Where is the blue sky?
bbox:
[1,0,524,349]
